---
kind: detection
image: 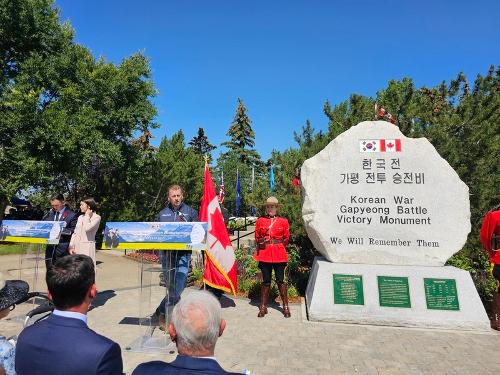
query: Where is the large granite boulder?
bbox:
[301,121,470,266]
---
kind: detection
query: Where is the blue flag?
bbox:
[235,169,241,216]
[269,164,275,192]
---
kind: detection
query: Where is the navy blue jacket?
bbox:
[157,203,199,223]
[132,355,242,375]
[15,314,123,375]
[43,207,78,256]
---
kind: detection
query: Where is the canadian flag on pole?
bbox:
[200,162,238,295]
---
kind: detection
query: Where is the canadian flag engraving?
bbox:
[360,139,401,152]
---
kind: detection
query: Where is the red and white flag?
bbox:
[380,139,401,152]
[200,163,238,295]
[218,171,225,204]
[360,139,402,152]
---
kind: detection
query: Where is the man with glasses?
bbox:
[43,194,78,268]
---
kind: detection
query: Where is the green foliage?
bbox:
[0,242,29,255]
[143,131,204,218]
[188,127,216,157]
[235,247,260,279]
[217,99,264,215]
[191,267,204,282]
[237,277,257,294]
[0,0,159,222]
[246,280,279,300]
[221,98,261,167]
[287,285,299,298]
[447,248,497,302]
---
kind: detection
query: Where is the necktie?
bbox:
[55,212,60,221]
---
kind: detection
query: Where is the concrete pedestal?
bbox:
[305,257,490,331]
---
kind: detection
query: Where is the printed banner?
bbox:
[101,222,207,250]
[0,220,67,245]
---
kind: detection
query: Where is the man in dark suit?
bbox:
[43,193,78,268]
[133,290,244,375]
[15,255,123,375]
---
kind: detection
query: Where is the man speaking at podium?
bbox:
[155,185,198,331]
[43,194,78,268]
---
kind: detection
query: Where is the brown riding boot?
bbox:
[258,285,270,317]
[278,283,291,318]
[490,292,500,331]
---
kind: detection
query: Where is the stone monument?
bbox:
[302,120,490,330]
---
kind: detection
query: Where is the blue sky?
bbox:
[55,0,499,160]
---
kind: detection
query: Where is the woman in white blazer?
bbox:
[69,198,101,267]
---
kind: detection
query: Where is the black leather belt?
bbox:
[268,239,283,244]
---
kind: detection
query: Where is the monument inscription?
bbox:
[302,121,470,266]
[377,276,411,308]
[304,121,489,330]
[424,278,460,311]
[332,274,364,305]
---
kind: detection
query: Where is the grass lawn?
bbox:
[0,242,40,255]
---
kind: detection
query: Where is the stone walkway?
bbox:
[1,251,500,374]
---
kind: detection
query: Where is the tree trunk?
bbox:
[0,194,9,221]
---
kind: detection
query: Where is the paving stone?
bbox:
[2,251,500,375]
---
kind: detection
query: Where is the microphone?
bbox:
[42,209,53,221]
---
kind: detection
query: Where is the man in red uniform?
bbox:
[254,197,291,318]
[480,205,500,330]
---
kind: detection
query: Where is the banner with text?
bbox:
[0,220,66,245]
[101,222,208,250]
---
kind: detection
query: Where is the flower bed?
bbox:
[125,250,160,263]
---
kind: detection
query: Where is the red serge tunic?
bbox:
[253,216,290,263]
[480,210,500,264]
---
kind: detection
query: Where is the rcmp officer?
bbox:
[254,196,291,318]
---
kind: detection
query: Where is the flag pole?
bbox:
[202,155,208,291]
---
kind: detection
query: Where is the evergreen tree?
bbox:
[221,98,261,166]
[188,127,216,156]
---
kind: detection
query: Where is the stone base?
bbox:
[305,257,490,331]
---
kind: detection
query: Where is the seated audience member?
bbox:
[0,274,29,375]
[15,255,123,375]
[133,290,244,375]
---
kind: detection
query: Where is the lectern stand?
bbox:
[101,221,207,354]
[0,220,65,322]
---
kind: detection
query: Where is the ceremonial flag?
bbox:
[200,163,238,295]
[218,171,225,203]
[269,164,275,192]
[235,169,241,216]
